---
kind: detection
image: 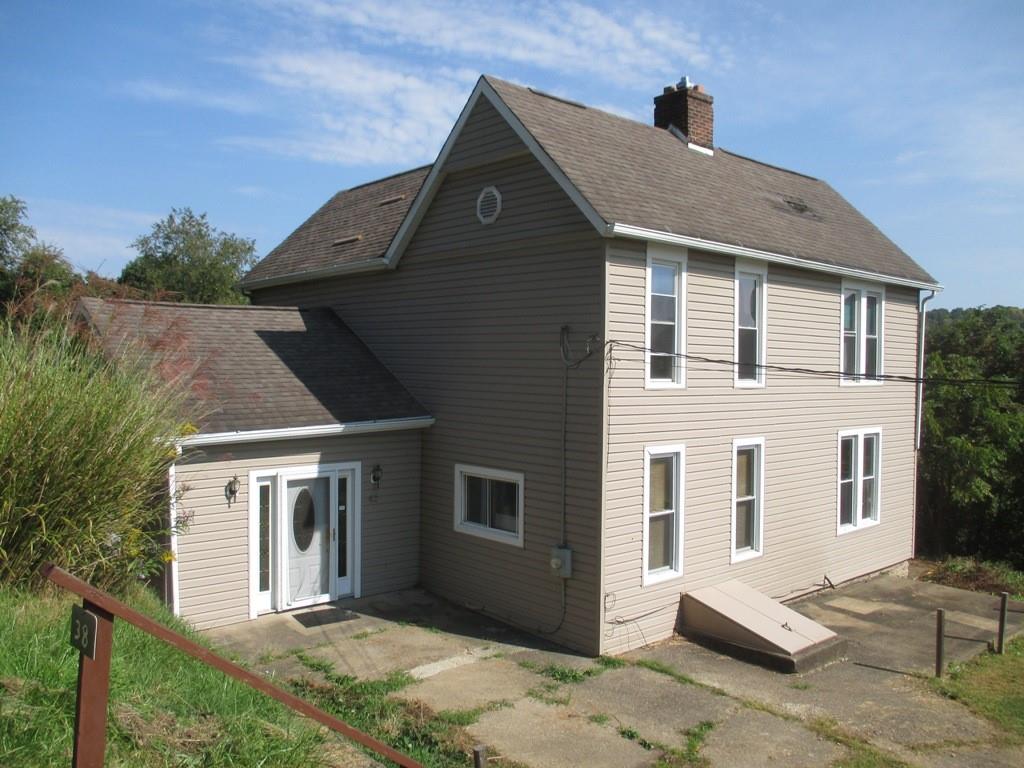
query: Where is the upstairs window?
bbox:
[735,260,767,386]
[646,246,687,387]
[838,429,881,532]
[841,285,883,383]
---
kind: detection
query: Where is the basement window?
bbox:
[454,464,523,547]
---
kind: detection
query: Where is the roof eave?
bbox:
[609,223,942,291]
[240,258,389,292]
[176,415,436,448]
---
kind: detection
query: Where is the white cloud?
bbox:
[122,80,262,114]
[222,49,470,165]
[263,0,722,87]
[25,199,159,276]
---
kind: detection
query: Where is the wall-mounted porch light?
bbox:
[370,464,383,489]
[225,475,240,502]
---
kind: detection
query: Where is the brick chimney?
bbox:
[654,77,714,149]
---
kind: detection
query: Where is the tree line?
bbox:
[918,306,1024,568]
[1,195,256,314]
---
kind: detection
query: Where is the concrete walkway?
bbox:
[206,575,1024,767]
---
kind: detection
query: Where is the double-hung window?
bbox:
[841,284,883,383]
[735,260,767,386]
[837,429,881,532]
[732,438,765,562]
[644,445,684,584]
[646,245,686,387]
[454,464,524,546]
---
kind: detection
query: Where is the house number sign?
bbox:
[69,604,98,660]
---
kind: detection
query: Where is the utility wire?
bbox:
[605,339,1019,389]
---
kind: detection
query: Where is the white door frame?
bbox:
[248,461,361,619]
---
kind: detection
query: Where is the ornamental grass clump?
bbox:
[0,313,191,591]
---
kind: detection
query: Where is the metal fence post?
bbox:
[997,592,1009,655]
[73,600,115,768]
[473,745,487,768]
[935,608,946,678]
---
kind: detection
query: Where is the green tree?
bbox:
[0,195,37,303]
[119,208,256,304]
[918,306,1024,567]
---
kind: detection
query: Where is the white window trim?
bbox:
[453,463,525,547]
[642,444,686,586]
[839,281,885,387]
[734,258,768,388]
[644,244,687,389]
[836,427,883,535]
[731,437,765,563]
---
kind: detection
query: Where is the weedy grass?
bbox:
[0,586,323,767]
[922,557,1024,601]
[931,637,1024,740]
[0,315,194,590]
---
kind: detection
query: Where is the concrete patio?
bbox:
[206,573,1024,767]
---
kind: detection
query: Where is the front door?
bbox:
[286,475,331,606]
[249,463,360,617]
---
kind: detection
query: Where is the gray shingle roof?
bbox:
[486,77,935,285]
[242,75,935,288]
[242,166,429,287]
[77,298,430,435]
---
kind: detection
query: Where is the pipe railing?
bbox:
[42,563,423,768]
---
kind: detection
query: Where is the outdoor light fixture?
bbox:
[370,464,383,488]
[225,475,240,502]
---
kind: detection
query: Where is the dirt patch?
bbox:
[114,704,222,753]
[918,558,1024,598]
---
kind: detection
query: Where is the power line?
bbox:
[604,339,1019,389]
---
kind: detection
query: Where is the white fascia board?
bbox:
[177,416,435,448]
[609,223,942,292]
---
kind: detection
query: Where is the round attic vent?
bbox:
[476,186,502,224]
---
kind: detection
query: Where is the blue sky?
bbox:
[2,1,1021,309]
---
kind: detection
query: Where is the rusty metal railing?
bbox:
[42,563,423,768]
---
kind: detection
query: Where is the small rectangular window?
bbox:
[644,445,684,583]
[841,286,883,383]
[735,262,766,386]
[646,246,686,387]
[732,438,764,562]
[454,464,524,546]
[837,429,881,532]
[258,483,271,593]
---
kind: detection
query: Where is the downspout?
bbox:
[915,290,937,451]
[912,289,936,560]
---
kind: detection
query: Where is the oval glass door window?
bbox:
[292,488,315,552]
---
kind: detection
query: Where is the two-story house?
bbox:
[80,75,939,657]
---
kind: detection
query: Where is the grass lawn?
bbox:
[932,636,1024,741]
[0,585,326,767]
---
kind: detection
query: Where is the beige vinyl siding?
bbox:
[602,239,920,654]
[173,431,421,630]
[252,112,606,653]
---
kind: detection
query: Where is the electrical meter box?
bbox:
[550,546,572,578]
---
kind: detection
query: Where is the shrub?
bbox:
[0,312,190,591]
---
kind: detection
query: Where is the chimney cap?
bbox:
[677,75,694,90]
